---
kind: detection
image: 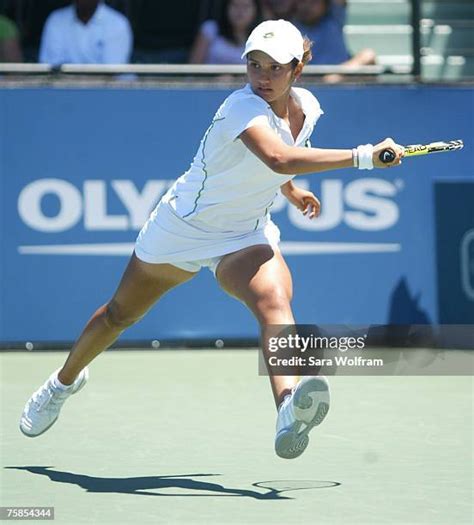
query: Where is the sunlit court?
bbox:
[1,351,472,524]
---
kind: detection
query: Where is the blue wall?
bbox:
[0,86,472,342]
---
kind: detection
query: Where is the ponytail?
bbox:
[291,37,313,68]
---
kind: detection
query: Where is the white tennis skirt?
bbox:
[134,201,281,274]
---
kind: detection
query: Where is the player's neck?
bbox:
[269,90,292,119]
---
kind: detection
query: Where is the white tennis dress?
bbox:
[135,83,323,273]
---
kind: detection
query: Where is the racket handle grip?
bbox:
[379,149,396,163]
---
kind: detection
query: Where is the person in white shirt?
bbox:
[39,0,132,65]
[21,20,403,459]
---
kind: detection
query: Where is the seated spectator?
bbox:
[189,0,261,64]
[293,0,375,68]
[0,15,23,62]
[39,0,132,65]
[261,0,296,21]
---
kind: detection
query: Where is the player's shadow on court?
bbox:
[6,466,340,499]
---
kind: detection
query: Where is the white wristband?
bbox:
[352,148,358,168]
[357,144,374,170]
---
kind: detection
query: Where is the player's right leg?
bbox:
[20,253,196,437]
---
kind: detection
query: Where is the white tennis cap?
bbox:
[242,20,304,64]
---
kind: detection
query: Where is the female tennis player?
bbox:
[20,20,403,459]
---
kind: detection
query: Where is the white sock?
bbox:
[277,394,296,432]
[53,374,74,391]
[279,394,292,412]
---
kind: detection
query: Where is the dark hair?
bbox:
[218,0,262,45]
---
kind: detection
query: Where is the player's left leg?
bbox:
[216,244,330,459]
[217,244,297,405]
[19,254,196,438]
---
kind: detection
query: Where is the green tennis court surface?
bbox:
[1,350,472,524]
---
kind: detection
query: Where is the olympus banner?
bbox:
[0,86,472,342]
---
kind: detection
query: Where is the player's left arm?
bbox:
[281,181,321,219]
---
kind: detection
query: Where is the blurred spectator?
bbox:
[293,0,375,68]
[261,0,295,21]
[189,0,261,64]
[39,0,132,65]
[0,15,23,62]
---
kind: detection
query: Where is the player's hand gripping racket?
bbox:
[379,139,464,163]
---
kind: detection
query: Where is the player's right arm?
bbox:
[240,125,403,175]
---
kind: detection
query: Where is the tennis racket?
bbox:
[380,139,464,163]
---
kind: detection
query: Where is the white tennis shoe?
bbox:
[19,367,89,437]
[275,376,330,459]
